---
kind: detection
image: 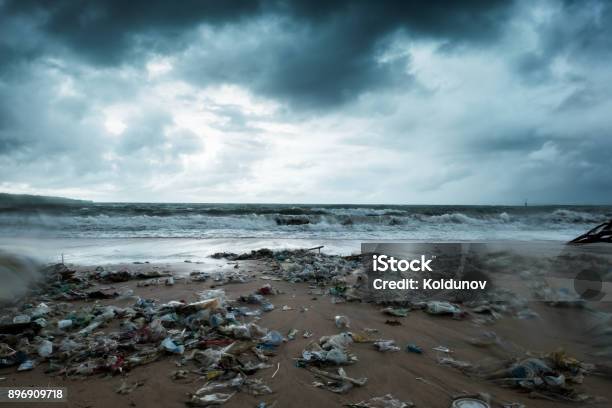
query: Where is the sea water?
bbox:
[0,202,610,263]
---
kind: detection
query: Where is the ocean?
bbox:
[0,203,610,264]
[1,203,610,240]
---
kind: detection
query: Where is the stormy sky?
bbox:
[1,0,611,204]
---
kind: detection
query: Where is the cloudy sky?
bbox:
[1,0,611,204]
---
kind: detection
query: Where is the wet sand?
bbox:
[2,259,611,408]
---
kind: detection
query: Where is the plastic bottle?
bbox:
[38,340,53,357]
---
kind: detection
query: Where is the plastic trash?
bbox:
[438,356,472,370]
[32,303,50,317]
[236,307,261,317]
[321,332,353,350]
[242,293,265,304]
[302,348,352,366]
[260,330,283,347]
[94,307,115,322]
[199,289,227,302]
[160,312,179,323]
[57,319,73,329]
[335,315,350,329]
[118,289,135,300]
[426,301,461,315]
[0,350,27,368]
[188,392,235,406]
[325,348,349,364]
[382,307,409,317]
[38,340,53,358]
[12,315,31,324]
[191,348,225,369]
[78,321,102,335]
[33,318,47,328]
[59,338,79,353]
[433,345,452,353]
[347,394,414,408]
[451,398,490,408]
[148,319,168,340]
[262,302,275,312]
[185,310,211,329]
[161,337,185,354]
[374,340,400,352]
[209,313,225,328]
[182,298,222,314]
[17,360,34,371]
[226,324,251,339]
[406,344,423,354]
[287,329,298,340]
[257,284,273,295]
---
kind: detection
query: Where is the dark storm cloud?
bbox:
[513,0,612,83]
[0,0,611,203]
[1,0,516,107]
[1,0,265,65]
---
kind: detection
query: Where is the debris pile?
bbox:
[213,249,361,286]
[483,349,597,402]
[0,264,283,405]
[295,332,369,393]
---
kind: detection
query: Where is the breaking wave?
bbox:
[0,203,610,240]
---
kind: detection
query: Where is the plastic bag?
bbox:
[161,337,185,354]
[260,330,283,347]
[335,315,350,329]
[38,340,53,358]
[188,392,235,406]
[426,301,461,315]
[374,340,400,352]
[57,319,73,329]
[321,332,353,350]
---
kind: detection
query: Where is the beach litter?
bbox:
[3,247,609,406]
[187,392,235,407]
[425,301,463,317]
[116,379,145,395]
[482,350,600,402]
[450,397,490,408]
[299,333,355,366]
[17,359,33,371]
[438,356,473,371]
[406,343,423,354]
[335,315,350,329]
[311,366,367,394]
[287,329,298,340]
[345,394,415,408]
[0,262,290,406]
[374,340,400,352]
[381,307,409,317]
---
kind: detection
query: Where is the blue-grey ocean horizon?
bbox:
[1,201,610,242]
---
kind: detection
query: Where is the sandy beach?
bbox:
[2,248,612,408]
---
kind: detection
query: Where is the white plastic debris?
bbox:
[373,340,400,352]
[57,319,73,329]
[37,339,53,358]
[161,337,185,354]
[335,315,350,329]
